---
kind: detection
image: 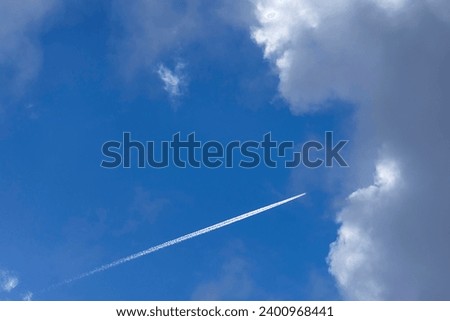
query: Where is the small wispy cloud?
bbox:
[192,256,255,300]
[157,62,187,99]
[116,187,169,235]
[23,291,33,301]
[191,240,261,300]
[0,0,59,92]
[0,270,19,292]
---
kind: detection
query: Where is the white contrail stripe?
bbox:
[52,193,305,288]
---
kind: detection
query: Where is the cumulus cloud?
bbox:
[251,0,450,299]
[328,159,403,299]
[0,270,19,292]
[0,0,58,91]
[157,63,187,98]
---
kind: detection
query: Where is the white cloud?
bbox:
[111,0,252,95]
[23,291,33,301]
[157,63,187,98]
[112,0,201,78]
[0,270,19,292]
[328,158,402,299]
[251,0,450,299]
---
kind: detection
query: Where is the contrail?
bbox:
[49,193,305,290]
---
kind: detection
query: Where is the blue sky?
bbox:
[1,0,450,301]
